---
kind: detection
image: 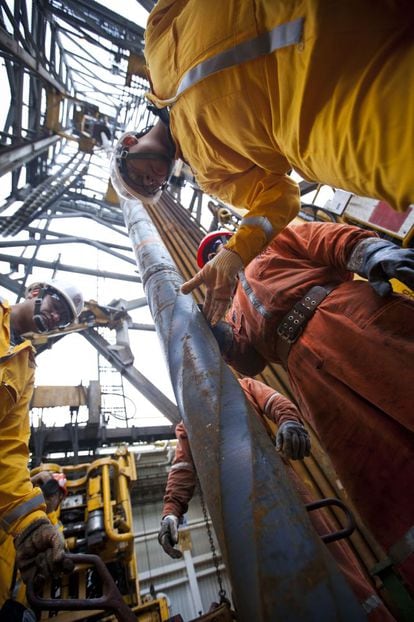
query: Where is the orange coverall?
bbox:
[146,0,414,266]
[164,377,394,620]
[219,222,414,590]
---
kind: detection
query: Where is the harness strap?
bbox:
[155,17,304,106]
[276,285,334,368]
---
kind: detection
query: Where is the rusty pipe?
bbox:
[121,197,367,622]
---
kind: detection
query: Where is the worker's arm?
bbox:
[206,317,267,376]
[220,170,300,267]
[159,421,196,558]
[276,221,414,294]
[240,377,311,460]
[182,169,299,324]
[223,329,267,377]
[0,348,48,536]
[240,377,301,427]
[163,421,196,518]
[0,327,70,584]
[275,221,379,271]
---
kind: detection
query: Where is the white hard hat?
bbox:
[26,278,84,330]
[110,130,172,204]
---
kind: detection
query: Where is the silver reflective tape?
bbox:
[0,492,45,532]
[240,216,274,241]
[239,272,273,319]
[389,525,414,564]
[264,392,280,416]
[175,18,304,99]
[170,461,194,472]
[362,594,381,614]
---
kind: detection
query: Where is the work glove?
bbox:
[181,248,243,325]
[158,514,183,559]
[197,305,234,355]
[14,518,73,585]
[276,420,311,460]
[31,472,61,514]
[352,239,414,296]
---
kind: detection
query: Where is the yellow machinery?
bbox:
[30,448,170,622]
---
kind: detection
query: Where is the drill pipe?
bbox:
[122,197,366,622]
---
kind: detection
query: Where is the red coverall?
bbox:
[219,222,414,590]
[164,377,394,620]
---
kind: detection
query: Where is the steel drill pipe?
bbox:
[122,198,366,622]
[142,193,382,576]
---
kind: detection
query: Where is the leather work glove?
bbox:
[158,514,183,559]
[276,420,311,460]
[181,248,243,325]
[354,239,414,296]
[14,518,73,585]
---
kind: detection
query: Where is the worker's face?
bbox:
[123,135,172,197]
[28,288,71,331]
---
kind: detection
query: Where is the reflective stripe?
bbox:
[362,594,382,614]
[240,216,275,241]
[0,492,45,532]
[157,18,304,105]
[239,272,273,319]
[264,392,281,416]
[388,525,414,564]
[170,461,194,472]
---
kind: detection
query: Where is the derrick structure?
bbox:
[0,2,395,620]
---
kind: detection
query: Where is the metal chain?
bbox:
[197,478,229,603]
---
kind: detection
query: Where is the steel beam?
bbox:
[0,28,67,93]
[82,327,179,425]
[0,253,141,282]
[121,197,366,622]
[29,423,173,457]
[47,0,145,55]
[0,135,60,176]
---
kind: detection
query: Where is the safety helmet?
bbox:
[26,278,84,333]
[110,129,173,203]
[197,231,233,268]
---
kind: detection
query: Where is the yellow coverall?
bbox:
[146,0,414,265]
[0,300,48,604]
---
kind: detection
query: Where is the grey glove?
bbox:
[14,518,73,585]
[351,239,414,296]
[158,514,183,559]
[276,420,311,460]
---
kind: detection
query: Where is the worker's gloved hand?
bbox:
[197,305,234,355]
[276,420,311,460]
[158,514,183,559]
[181,248,243,325]
[14,518,73,585]
[353,239,414,296]
[209,320,234,355]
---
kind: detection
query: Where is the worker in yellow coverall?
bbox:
[0,279,83,606]
[158,377,396,621]
[0,471,68,620]
[110,0,414,324]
